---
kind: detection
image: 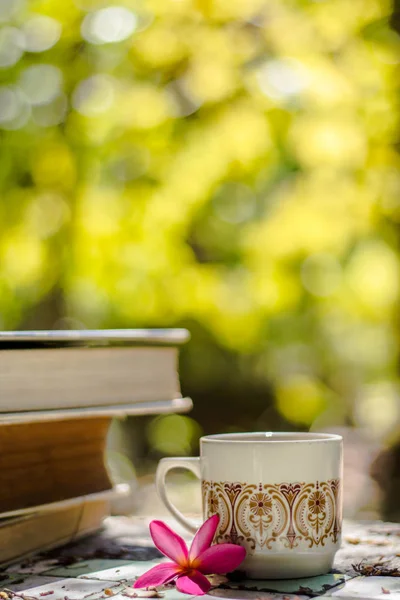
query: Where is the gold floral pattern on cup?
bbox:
[202,479,341,553]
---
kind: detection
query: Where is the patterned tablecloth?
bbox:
[1,517,400,600]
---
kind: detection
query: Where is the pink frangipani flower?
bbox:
[133,515,246,595]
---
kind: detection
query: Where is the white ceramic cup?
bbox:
[156,432,343,579]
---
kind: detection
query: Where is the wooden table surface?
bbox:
[2,517,400,600]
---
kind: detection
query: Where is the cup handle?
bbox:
[155,456,201,534]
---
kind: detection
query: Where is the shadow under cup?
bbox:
[156,432,343,579]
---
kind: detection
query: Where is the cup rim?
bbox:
[201,431,342,444]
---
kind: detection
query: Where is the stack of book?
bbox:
[0,329,191,565]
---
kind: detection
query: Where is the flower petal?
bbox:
[195,543,246,575]
[149,520,188,566]
[176,571,211,595]
[189,515,219,561]
[133,562,182,589]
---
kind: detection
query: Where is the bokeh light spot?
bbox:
[0,85,30,129]
[147,415,203,456]
[119,84,172,129]
[346,241,400,311]
[19,64,62,105]
[256,58,308,101]
[0,86,22,123]
[276,376,327,426]
[81,6,137,45]
[26,193,69,238]
[22,15,61,52]
[301,253,342,297]
[72,74,115,116]
[0,26,24,67]
[354,383,399,439]
[2,233,44,286]
[0,0,24,23]
[32,93,67,127]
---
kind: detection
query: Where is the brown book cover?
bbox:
[0,495,111,565]
[0,417,113,514]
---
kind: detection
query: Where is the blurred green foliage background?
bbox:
[1,0,400,514]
